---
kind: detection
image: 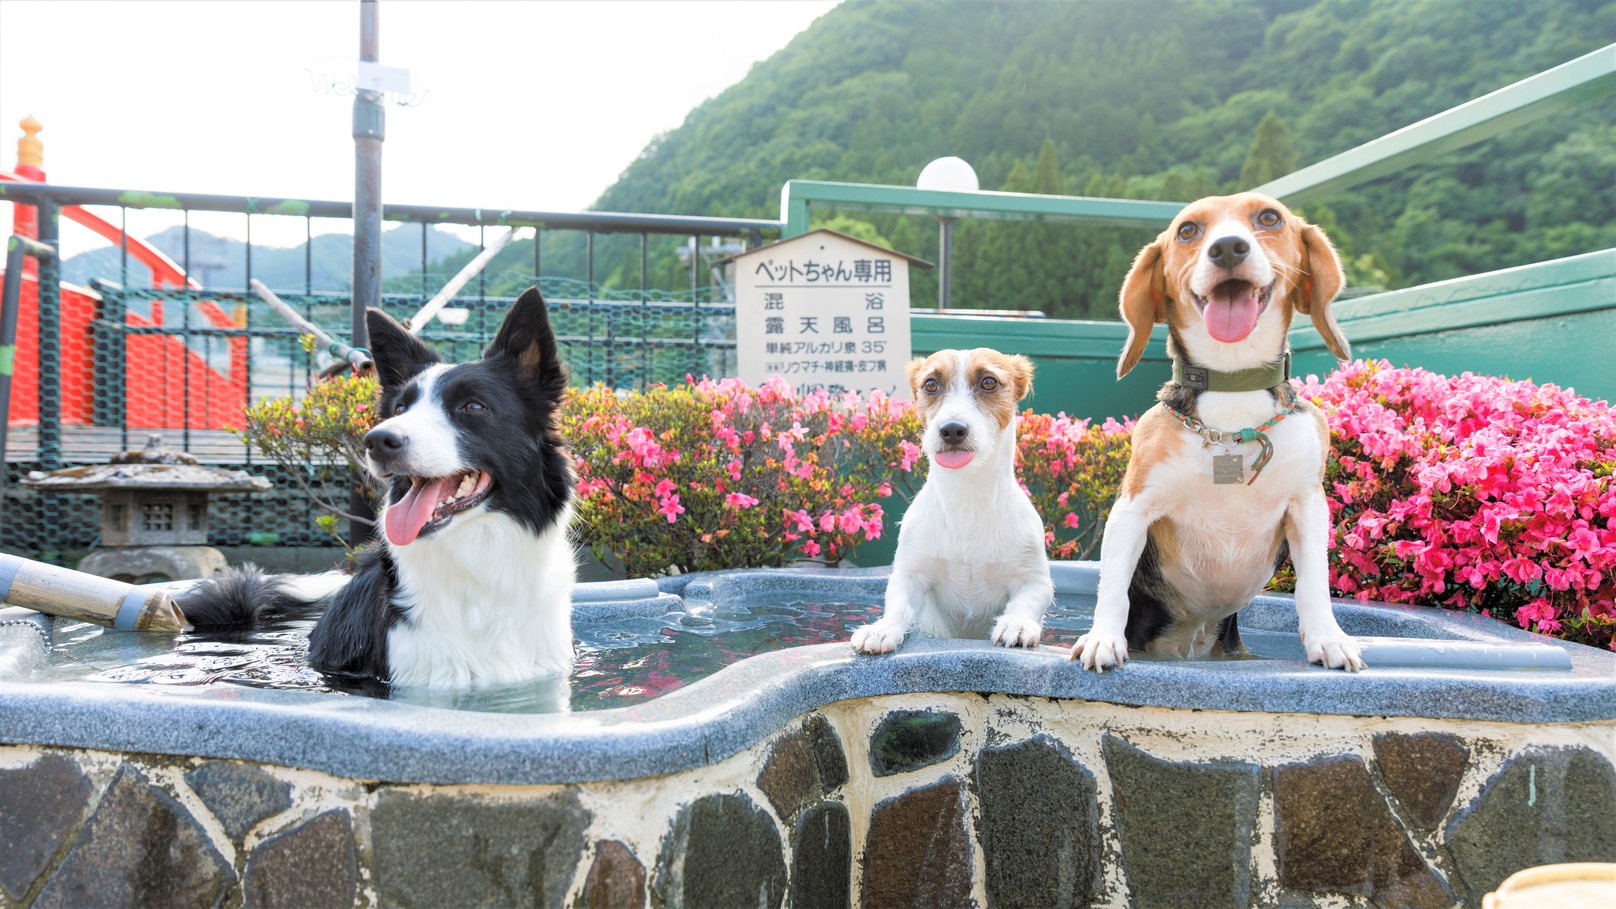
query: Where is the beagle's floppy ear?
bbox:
[1004,354,1035,401]
[1117,237,1167,378]
[1293,223,1350,361]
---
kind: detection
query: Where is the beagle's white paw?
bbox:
[1069,632,1129,671]
[850,621,907,655]
[1302,630,1366,671]
[990,616,1043,648]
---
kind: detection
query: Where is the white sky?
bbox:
[0,0,838,252]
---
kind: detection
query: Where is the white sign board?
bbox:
[734,231,914,397]
[357,61,413,95]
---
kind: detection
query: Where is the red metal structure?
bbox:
[2,117,247,430]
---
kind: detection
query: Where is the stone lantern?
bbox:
[21,435,272,582]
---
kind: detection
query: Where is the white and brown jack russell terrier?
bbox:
[851,349,1053,654]
[1070,192,1365,672]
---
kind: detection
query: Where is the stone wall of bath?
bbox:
[1,694,1612,909]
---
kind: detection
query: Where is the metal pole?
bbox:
[350,0,383,537]
[0,235,57,471]
[0,241,29,466]
[251,280,373,372]
[35,201,62,560]
[353,0,383,339]
[36,201,61,472]
[938,218,955,310]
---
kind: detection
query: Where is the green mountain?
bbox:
[563,0,1613,319]
[62,225,474,294]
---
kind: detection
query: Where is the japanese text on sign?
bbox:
[735,232,914,397]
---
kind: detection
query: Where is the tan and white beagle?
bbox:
[1070,192,1365,672]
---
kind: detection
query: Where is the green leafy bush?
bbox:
[232,370,380,547]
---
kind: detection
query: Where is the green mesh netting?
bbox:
[3,277,735,558]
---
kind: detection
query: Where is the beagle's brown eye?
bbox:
[979,375,999,392]
[1255,209,1282,228]
[1175,222,1200,241]
[922,377,940,395]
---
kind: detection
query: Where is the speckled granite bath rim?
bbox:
[0,562,1611,786]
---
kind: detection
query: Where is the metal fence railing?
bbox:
[0,181,778,558]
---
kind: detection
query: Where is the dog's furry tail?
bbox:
[174,564,349,629]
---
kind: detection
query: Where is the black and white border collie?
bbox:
[178,287,577,688]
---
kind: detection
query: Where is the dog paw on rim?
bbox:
[990,616,1043,648]
[1069,632,1129,671]
[850,622,907,654]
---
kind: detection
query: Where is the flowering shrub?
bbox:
[232,370,380,546]
[1298,361,1616,649]
[560,377,921,576]
[1015,412,1134,560]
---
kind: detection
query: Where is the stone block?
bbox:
[757,714,848,822]
[869,709,961,777]
[371,787,589,908]
[1275,754,1451,908]
[0,753,93,902]
[34,764,231,909]
[790,801,850,909]
[242,809,356,909]
[976,734,1099,909]
[1445,747,1616,900]
[79,544,226,582]
[1103,734,1258,909]
[652,792,785,909]
[1372,732,1469,831]
[580,839,646,909]
[803,713,849,790]
[759,727,818,823]
[860,777,971,909]
[185,761,294,841]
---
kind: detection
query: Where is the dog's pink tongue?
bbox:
[384,476,457,546]
[934,449,973,469]
[1205,283,1261,343]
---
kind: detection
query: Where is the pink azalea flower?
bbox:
[657,494,684,524]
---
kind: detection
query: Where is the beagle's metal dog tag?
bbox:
[1212,452,1246,485]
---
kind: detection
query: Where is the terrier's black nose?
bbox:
[364,427,406,457]
[938,421,969,445]
[1207,236,1250,270]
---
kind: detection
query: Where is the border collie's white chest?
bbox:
[387,506,576,688]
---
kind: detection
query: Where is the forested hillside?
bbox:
[458,0,1616,319]
[63,225,472,293]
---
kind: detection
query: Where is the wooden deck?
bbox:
[5,426,254,466]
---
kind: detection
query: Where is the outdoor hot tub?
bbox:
[1,562,1612,908]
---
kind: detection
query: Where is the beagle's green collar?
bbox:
[1172,352,1291,392]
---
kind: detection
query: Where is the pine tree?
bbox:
[1240,111,1299,188]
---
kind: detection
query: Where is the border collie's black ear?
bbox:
[366,307,440,389]
[488,287,567,389]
